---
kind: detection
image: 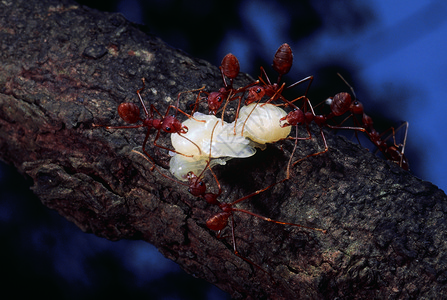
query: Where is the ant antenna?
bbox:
[337,73,357,100]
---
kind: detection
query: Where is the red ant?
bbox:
[278,96,329,174]
[184,122,326,278]
[319,74,409,170]
[209,53,245,115]
[244,43,313,107]
[193,53,241,115]
[194,53,258,118]
[320,74,365,126]
[239,43,313,136]
[93,78,204,168]
[188,166,326,279]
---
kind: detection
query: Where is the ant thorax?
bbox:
[169,104,290,180]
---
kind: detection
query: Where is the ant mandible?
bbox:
[93,78,204,168]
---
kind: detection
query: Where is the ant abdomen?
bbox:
[206,212,230,231]
[272,43,293,76]
[221,53,240,80]
[330,92,352,116]
[118,102,140,124]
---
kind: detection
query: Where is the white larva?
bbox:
[169,155,231,181]
[169,104,290,180]
[235,103,291,144]
[170,112,258,158]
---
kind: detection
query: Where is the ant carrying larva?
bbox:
[92,78,206,169]
[169,102,292,180]
[181,121,326,280]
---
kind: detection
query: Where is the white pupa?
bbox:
[235,103,291,144]
[169,155,232,181]
[170,112,258,158]
[169,104,290,180]
[170,112,258,180]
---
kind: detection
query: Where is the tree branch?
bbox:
[1,0,446,298]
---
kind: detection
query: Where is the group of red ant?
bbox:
[93,43,409,279]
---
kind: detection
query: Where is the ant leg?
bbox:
[131,149,188,185]
[240,101,260,137]
[92,123,144,129]
[289,98,329,168]
[381,121,409,149]
[291,128,328,167]
[259,66,273,86]
[220,90,235,125]
[285,126,312,168]
[190,90,208,114]
[337,73,357,100]
[398,122,409,168]
[286,75,314,98]
[149,103,164,119]
[379,121,409,169]
[152,129,196,158]
[141,128,158,171]
[136,78,150,117]
[231,208,326,234]
[232,95,243,134]
[223,81,260,129]
[176,85,206,116]
[228,215,275,281]
[165,105,206,123]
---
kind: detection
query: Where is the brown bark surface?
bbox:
[1,0,447,299]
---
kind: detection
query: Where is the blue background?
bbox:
[1,1,446,299]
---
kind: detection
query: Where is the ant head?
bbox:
[336,72,363,115]
[118,102,140,124]
[350,100,364,115]
[221,53,240,79]
[279,109,304,127]
[245,86,265,105]
[161,116,184,133]
[207,92,224,114]
[272,43,293,76]
[187,171,207,197]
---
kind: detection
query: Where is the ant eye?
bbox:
[217,96,222,102]
[256,88,262,93]
[164,126,172,132]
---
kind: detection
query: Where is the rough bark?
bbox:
[1,0,446,299]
